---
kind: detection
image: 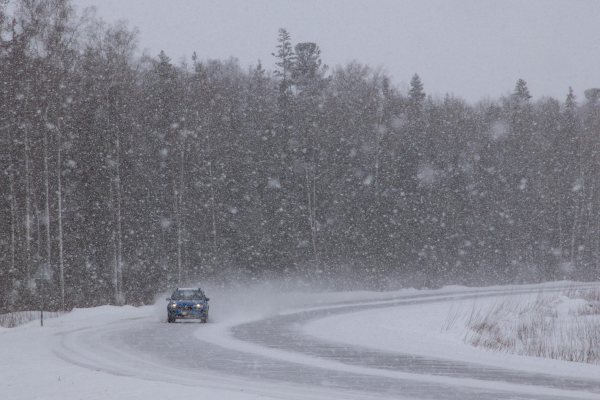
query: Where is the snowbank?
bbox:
[303,283,600,380]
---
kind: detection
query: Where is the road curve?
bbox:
[55,288,600,400]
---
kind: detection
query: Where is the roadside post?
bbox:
[34,263,51,326]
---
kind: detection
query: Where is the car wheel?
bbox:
[167,315,175,323]
[201,315,207,323]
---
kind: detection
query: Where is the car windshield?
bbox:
[171,290,203,300]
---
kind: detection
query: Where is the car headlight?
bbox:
[171,303,178,308]
[195,303,204,309]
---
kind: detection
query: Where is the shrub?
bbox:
[449,285,600,364]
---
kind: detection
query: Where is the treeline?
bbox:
[2,0,600,311]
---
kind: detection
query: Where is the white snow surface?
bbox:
[2,281,599,399]
[304,287,600,380]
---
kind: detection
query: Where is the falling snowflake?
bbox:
[519,178,527,190]
[267,178,281,189]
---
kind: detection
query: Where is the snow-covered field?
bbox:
[461,288,600,364]
[304,283,600,380]
[2,282,599,399]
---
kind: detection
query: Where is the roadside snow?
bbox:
[1,284,425,400]
[0,305,277,400]
[2,281,599,399]
[303,286,600,380]
[549,295,593,315]
[461,291,600,364]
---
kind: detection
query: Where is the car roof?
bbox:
[176,287,202,291]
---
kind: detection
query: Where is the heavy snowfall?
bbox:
[1,1,600,399]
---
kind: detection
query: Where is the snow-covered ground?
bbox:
[1,282,599,399]
[1,304,275,400]
[304,284,600,380]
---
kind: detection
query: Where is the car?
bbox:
[166,287,210,323]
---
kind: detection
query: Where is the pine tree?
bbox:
[406,73,427,160]
[512,78,532,104]
[272,28,296,91]
[408,73,426,107]
[292,42,328,267]
[565,86,577,112]
[584,88,600,104]
[293,42,325,90]
[272,28,296,117]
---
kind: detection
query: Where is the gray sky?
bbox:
[72,0,600,104]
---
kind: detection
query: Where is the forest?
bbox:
[1,0,600,312]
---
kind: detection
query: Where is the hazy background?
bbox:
[71,0,600,103]
[3,0,600,311]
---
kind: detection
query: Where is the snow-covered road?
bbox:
[4,283,600,399]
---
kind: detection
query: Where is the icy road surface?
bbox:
[49,283,600,400]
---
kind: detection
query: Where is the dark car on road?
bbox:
[166,287,210,323]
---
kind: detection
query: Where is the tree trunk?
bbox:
[178,144,185,280]
[43,110,52,302]
[109,95,124,305]
[306,169,319,266]
[22,87,32,285]
[206,132,218,256]
[57,119,65,310]
[8,127,16,278]
[115,125,123,305]
[109,173,121,305]
[170,155,180,282]
[571,176,583,264]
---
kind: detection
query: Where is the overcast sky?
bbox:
[72,0,599,104]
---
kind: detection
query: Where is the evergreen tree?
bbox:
[584,88,600,104]
[565,86,577,112]
[408,73,426,112]
[293,42,325,90]
[291,42,329,267]
[272,28,296,101]
[513,78,532,104]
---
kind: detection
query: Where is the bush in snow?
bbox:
[452,286,600,364]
